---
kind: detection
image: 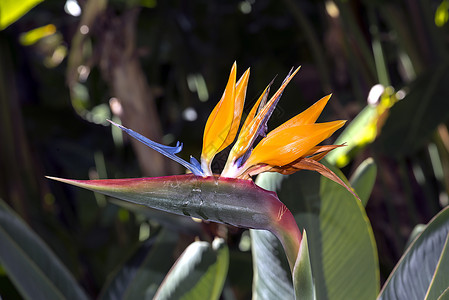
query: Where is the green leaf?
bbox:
[0,0,44,30]
[0,199,88,300]
[293,230,315,300]
[426,231,449,300]
[437,287,449,300]
[376,61,449,157]
[350,158,377,207]
[250,229,315,300]
[378,207,449,300]
[325,105,378,167]
[250,229,294,299]
[98,228,179,300]
[154,238,229,300]
[256,170,379,300]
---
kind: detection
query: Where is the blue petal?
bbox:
[108,120,204,176]
[189,156,202,171]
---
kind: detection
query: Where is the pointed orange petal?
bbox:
[240,144,344,178]
[217,68,250,153]
[224,83,271,165]
[201,62,237,173]
[269,94,332,136]
[245,120,345,167]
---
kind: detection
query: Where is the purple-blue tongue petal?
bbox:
[108,120,204,176]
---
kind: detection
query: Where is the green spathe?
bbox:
[47,174,302,270]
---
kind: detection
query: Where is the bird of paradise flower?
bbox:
[48,62,359,298]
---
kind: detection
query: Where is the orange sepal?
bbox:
[217,67,250,153]
[268,94,332,136]
[245,120,346,167]
[225,83,272,164]
[201,62,237,172]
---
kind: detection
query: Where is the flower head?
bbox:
[107,62,354,197]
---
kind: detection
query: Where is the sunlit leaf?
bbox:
[0,199,88,300]
[376,62,449,157]
[0,0,43,30]
[325,105,377,167]
[435,0,449,27]
[19,24,56,46]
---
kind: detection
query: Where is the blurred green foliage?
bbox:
[1,0,449,298]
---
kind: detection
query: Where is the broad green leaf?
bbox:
[438,287,449,300]
[426,232,449,300]
[250,229,294,299]
[350,158,377,207]
[0,199,88,300]
[98,228,179,300]
[250,229,315,300]
[378,207,449,300]
[256,170,379,300]
[154,238,229,300]
[376,61,449,157]
[0,0,43,30]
